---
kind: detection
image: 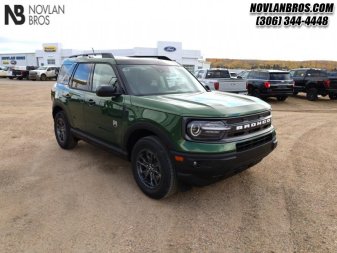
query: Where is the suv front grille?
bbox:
[222,111,272,139]
[236,133,273,152]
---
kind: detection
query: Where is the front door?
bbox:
[65,63,93,130]
[83,63,125,147]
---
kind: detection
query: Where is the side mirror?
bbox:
[237,76,243,79]
[96,85,121,97]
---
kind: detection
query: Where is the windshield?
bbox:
[119,65,205,95]
[37,66,48,70]
[269,73,291,80]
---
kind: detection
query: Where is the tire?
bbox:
[251,89,261,98]
[306,88,318,101]
[54,111,78,149]
[277,96,288,101]
[131,136,177,199]
[40,74,47,81]
[329,93,337,100]
[8,77,13,80]
[18,77,23,80]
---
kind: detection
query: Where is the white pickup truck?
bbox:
[195,68,247,94]
[28,66,60,81]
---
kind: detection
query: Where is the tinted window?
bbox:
[319,71,328,77]
[92,64,117,92]
[259,72,269,80]
[71,63,93,90]
[57,64,75,85]
[293,70,306,77]
[206,70,230,79]
[308,70,320,77]
[270,73,291,80]
[120,65,204,95]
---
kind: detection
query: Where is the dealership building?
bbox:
[0,41,210,72]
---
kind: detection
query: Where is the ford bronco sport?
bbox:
[51,53,277,199]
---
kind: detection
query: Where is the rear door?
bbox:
[83,63,125,146]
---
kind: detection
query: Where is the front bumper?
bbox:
[29,74,39,80]
[172,134,277,185]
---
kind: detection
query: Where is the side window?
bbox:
[310,70,320,77]
[71,63,93,90]
[57,64,75,85]
[92,64,117,92]
[262,72,269,80]
[319,71,328,78]
[249,71,257,79]
[294,70,306,77]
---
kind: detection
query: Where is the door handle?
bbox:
[88,99,96,106]
[63,93,72,98]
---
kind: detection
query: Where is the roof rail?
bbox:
[129,56,172,61]
[69,53,115,59]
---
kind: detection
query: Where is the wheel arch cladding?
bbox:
[125,123,175,160]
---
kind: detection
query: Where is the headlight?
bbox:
[186,121,230,140]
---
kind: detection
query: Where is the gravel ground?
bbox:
[0,79,337,253]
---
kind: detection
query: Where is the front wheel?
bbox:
[131,136,177,199]
[54,111,78,149]
[277,96,288,101]
[40,74,47,81]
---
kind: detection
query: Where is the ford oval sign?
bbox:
[164,46,176,52]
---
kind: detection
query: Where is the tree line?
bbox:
[207,58,337,71]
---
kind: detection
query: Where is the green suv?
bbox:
[51,53,277,199]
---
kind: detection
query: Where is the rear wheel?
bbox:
[306,88,318,101]
[251,89,261,98]
[329,93,337,100]
[277,96,288,101]
[131,136,177,199]
[54,111,78,149]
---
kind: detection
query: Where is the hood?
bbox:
[131,91,271,117]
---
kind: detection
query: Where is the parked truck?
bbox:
[11,66,37,80]
[29,66,60,81]
[195,68,247,94]
[291,68,336,101]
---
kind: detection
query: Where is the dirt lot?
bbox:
[0,79,337,253]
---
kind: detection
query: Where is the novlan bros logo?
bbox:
[4,4,65,25]
[5,5,25,25]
